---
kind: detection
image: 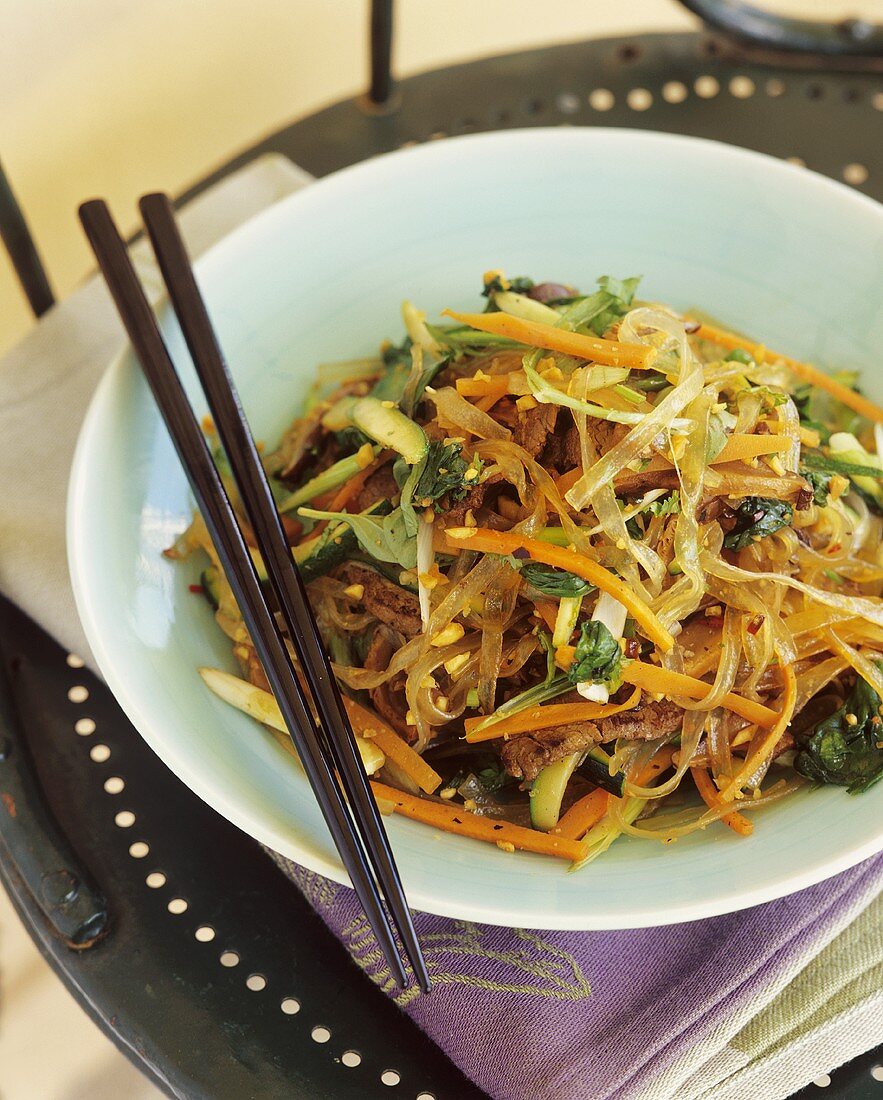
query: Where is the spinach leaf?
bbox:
[410,441,471,509]
[297,506,417,569]
[795,665,883,793]
[567,620,623,689]
[722,497,792,551]
[520,562,596,599]
[801,468,833,506]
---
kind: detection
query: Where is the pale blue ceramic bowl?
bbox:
[69,129,883,929]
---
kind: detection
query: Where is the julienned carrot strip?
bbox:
[555,747,675,840]
[464,687,642,742]
[714,434,791,463]
[307,453,388,541]
[720,664,798,801]
[619,660,778,728]
[475,393,502,414]
[554,789,608,840]
[343,698,442,794]
[532,599,559,635]
[554,467,582,496]
[455,374,513,397]
[370,782,588,862]
[695,322,883,426]
[442,309,656,370]
[691,766,753,837]
[444,527,674,652]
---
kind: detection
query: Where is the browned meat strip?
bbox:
[354,462,400,512]
[598,698,684,742]
[364,627,412,738]
[442,473,503,526]
[337,562,422,637]
[501,722,601,781]
[513,403,558,458]
[541,418,581,473]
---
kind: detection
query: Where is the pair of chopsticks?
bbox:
[79,195,428,992]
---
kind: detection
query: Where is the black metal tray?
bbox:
[2,27,883,1100]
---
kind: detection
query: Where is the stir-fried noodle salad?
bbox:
[168,272,883,867]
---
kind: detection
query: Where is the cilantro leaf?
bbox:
[795,665,883,793]
[647,491,681,517]
[567,620,623,689]
[722,497,792,551]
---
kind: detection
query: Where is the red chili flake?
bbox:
[188,584,205,595]
[747,616,765,635]
[705,616,724,629]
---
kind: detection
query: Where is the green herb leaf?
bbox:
[567,620,623,688]
[801,468,834,506]
[520,563,596,599]
[722,497,792,551]
[410,441,471,508]
[481,273,534,306]
[297,506,416,569]
[647,491,681,516]
[556,275,641,337]
[795,665,883,793]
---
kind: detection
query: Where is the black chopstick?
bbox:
[138,192,429,991]
[78,199,419,990]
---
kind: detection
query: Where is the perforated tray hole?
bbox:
[555,92,580,115]
[67,685,89,703]
[128,840,149,859]
[662,81,688,104]
[75,717,95,736]
[627,88,653,112]
[694,75,720,99]
[280,997,301,1016]
[381,1069,401,1086]
[341,1050,361,1067]
[874,92,883,111]
[195,925,216,943]
[588,88,615,111]
[65,653,85,668]
[89,743,111,763]
[219,950,240,968]
[114,809,136,828]
[729,75,755,99]
[246,973,267,992]
[104,776,125,795]
[843,163,869,185]
[146,871,166,889]
[766,78,786,97]
[167,897,188,915]
[311,1026,331,1044]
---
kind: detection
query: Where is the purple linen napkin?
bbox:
[268,849,883,1100]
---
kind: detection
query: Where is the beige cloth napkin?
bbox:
[0,153,312,666]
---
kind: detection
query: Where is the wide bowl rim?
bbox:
[68,126,883,928]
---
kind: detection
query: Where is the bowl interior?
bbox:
[69,128,883,928]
